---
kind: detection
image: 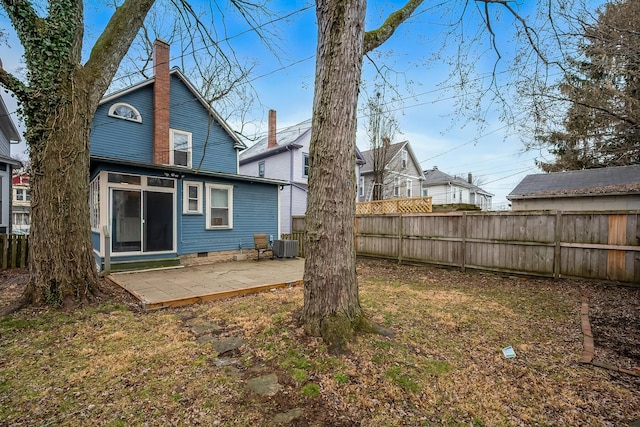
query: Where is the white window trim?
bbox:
[303,153,309,177]
[258,161,265,178]
[393,176,399,197]
[359,176,365,197]
[170,129,193,168]
[401,150,408,168]
[406,179,412,198]
[108,102,142,123]
[183,181,202,214]
[205,183,233,230]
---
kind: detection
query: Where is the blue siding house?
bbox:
[90,40,284,271]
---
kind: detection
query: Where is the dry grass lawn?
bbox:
[1,259,639,426]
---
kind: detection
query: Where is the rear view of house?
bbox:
[239,111,365,233]
[90,40,285,271]
[358,141,424,202]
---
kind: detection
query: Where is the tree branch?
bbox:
[82,0,156,105]
[1,0,43,50]
[363,0,424,54]
[0,67,27,102]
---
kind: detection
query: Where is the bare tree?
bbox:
[302,0,574,351]
[364,89,399,200]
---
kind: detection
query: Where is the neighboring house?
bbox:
[358,141,424,202]
[12,172,30,234]
[0,95,21,234]
[421,167,493,210]
[89,40,285,271]
[507,165,640,211]
[239,111,366,234]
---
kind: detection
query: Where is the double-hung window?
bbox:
[183,181,202,214]
[206,184,233,229]
[15,188,30,202]
[258,161,265,178]
[171,129,192,167]
[393,177,399,197]
[303,154,310,177]
[359,176,365,197]
[406,179,412,197]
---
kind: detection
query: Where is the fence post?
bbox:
[461,212,467,272]
[553,211,562,279]
[397,214,403,264]
[1,234,7,269]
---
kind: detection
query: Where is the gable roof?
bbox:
[240,119,312,164]
[423,167,493,196]
[359,141,421,175]
[507,164,640,200]
[239,118,366,165]
[100,68,245,150]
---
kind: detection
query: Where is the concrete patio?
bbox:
[106,257,304,310]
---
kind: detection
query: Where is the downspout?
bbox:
[289,145,294,235]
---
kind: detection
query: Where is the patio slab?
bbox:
[106,257,305,310]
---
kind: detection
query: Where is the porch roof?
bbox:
[90,155,289,186]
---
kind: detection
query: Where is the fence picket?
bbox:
[0,234,29,269]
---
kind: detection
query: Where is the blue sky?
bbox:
[1,0,605,208]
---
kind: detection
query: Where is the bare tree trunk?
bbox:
[301,0,368,353]
[21,81,100,307]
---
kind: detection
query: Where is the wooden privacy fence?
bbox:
[1,234,29,269]
[355,211,640,283]
[356,196,432,215]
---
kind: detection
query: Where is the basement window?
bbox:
[108,103,142,123]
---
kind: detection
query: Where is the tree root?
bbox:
[0,293,32,317]
[319,312,396,355]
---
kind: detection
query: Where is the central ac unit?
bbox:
[273,240,298,258]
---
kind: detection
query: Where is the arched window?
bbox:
[108,103,142,123]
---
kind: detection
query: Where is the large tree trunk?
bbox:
[22,80,100,307]
[301,0,368,352]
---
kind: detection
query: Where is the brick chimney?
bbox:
[153,39,170,165]
[268,109,277,149]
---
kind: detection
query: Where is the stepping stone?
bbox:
[186,319,222,336]
[213,357,237,367]
[212,337,246,355]
[247,374,281,396]
[273,408,304,424]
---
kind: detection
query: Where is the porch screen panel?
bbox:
[144,191,173,252]
[112,190,141,252]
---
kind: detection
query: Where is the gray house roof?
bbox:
[240,118,365,165]
[359,141,408,174]
[422,167,493,196]
[239,119,312,164]
[507,164,640,200]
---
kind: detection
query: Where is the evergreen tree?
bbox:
[537,0,640,172]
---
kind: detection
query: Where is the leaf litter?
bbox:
[1,259,638,426]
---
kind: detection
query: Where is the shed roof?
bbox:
[507,164,640,200]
